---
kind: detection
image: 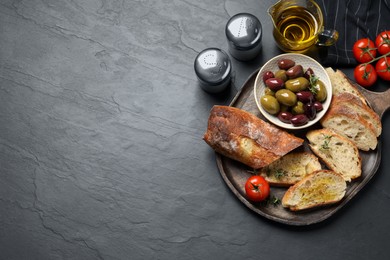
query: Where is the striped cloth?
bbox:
[317,0,390,66]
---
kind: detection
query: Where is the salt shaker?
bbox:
[194,48,232,93]
[225,13,263,61]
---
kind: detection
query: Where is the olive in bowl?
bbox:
[254,53,332,130]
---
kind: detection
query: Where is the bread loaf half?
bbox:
[325,67,367,104]
[282,170,347,211]
[203,106,304,169]
[332,93,381,137]
[306,128,361,182]
[320,103,378,151]
[258,152,322,186]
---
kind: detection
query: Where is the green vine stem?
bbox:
[361,52,390,66]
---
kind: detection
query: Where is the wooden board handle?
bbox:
[357,87,390,119]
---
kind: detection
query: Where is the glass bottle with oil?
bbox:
[268,0,337,53]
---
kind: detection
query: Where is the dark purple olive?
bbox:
[296,91,314,103]
[304,102,317,120]
[277,111,293,124]
[263,71,275,83]
[277,59,295,70]
[290,114,309,126]
[265,78,284,91]
[304,68,315,80]
[313,101,324,112]
[286,65,304,79]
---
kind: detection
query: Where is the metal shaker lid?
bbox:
[194,48,231,89]
[225,13,262,51]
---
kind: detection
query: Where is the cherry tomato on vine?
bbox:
[245,175,270,202]
[375,31,390,55]
[354,63,377,87]
[352,38,377,63]
[376,57,390,81]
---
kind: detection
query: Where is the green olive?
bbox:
[264,87,275,96]
[275,89,297,107]
[274,70,288,82]
[313,80,327,102]
[280,104,289,112]
[260,95,280,115]
[292,101,305,114]
[285,77,310,92]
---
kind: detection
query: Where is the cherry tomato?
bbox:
[245,176,270,202]
[354,63,377,87]
[375,57,390,81]
[375,31,390,55]
[352,38,377,63]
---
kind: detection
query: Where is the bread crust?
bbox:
[322,101,376,134]
[203,106,304,169]
[332,93,381,136]
[320,103,378,151]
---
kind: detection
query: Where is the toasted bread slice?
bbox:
[258,152,322,186]
[325,67,367,104]
[332,93,381,137]
[306,128,361,182]
[320,103,378,151]
[282,170,346,211]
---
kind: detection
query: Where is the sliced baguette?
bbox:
[325,67,367,104]
[258,152,322,187]
[320,103,378,151]
[306,128,361,182]
[282,170,347,211]
[332,93,382,137]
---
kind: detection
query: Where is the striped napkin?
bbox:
[317,0,390,66]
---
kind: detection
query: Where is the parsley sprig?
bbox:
[261,195,281,207]
[308,74,319,95]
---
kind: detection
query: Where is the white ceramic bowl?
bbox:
[254,53,332,130]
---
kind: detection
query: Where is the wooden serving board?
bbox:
[216,69,390,226]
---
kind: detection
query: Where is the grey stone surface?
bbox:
[0,1,389,259]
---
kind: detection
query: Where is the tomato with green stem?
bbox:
[354,63,377,87]
[375,31,390,55]
[353,38,377,63]
[245,175,270,202]
[376,57,390,81]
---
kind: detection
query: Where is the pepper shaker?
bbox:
[194,48,232,93]
[225,13,263,61]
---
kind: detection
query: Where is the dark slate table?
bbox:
[1,1,389,259]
